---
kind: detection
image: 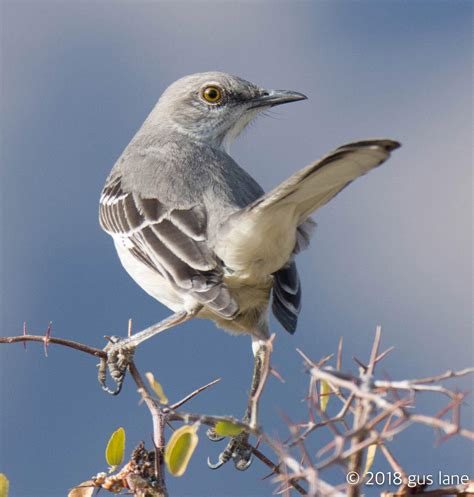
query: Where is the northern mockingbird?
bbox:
[98,71,400,469]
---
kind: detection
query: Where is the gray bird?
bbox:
[98,71,400,469]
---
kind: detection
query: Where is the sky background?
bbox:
[0,1,472,496]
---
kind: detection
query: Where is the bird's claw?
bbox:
[98,335,136,395]
[207,432,253,471]
[207,454,227,470]
[206,427,225,442]
[233,443,253,471]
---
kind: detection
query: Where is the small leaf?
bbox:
[145,372,169,404]
[214,420,243,437]
[0,474,9,497]
[67,481,95,497]
[319,380,331,412]
[105,427,126,467]
[165,424,199,477]
[363,444,377,476]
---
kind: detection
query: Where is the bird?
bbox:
[98,71,400,470]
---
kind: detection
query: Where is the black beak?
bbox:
[250,89,308,109]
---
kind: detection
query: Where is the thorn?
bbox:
[317,439,336,458]
[261,469,277,480]
[23,321,27,350]
[128,319,133,337]
[44,321,52,357]
[375,346,395,364]
[353,356,367,372]
[317,353,334,367]
[382,412,396,434]
[296,348,315,367]
[367,326,382,377]
[270,367,285,383]
[337,336,343,371]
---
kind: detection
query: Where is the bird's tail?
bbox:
[215,139,400,277]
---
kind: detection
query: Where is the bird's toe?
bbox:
[98,335,136,395]
[207,431,253,471]
[206,427,225,442]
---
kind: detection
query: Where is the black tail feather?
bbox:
[272,260,301,334]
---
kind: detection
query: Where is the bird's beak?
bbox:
[249,89,308,109]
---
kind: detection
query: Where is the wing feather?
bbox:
[99,175,238,318]
[216,139,400,276]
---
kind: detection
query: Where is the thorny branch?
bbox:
[1,325,473,497]
[1,328,310,496]
[282,329,473,497]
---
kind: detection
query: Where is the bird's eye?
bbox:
[202,85,222,104]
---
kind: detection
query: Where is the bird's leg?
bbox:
[98,310,197,395]
[246,337,272,428]
[208,337,272,471]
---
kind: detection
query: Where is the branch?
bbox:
[4,326,473,497]
[0,334,106,358]
[128,362,168,497]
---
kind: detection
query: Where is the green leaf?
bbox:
[105,427,126,467]
[145,372,169,404]
[319,380,331,412]
[214,420,243,437]
[165,424,199,477]
[363,444,377,476]
[0,474,9,497]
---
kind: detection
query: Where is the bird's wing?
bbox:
[99,175,238,318]
[250,139,400,223]
[216,139,400,276]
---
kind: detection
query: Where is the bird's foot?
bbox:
[206,427,225,442]
[207,430,253,471]
[98,336,136,395]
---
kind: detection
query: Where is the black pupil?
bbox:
[207,88,218,99]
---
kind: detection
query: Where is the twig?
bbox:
[128,362,168,497]
[347,327,381,497]
[170,378,221,410]
[0,334,106,358]
[379,443,408,487]
[395,367,474,386]
[410,414,474,441]
[3,326,473,497]
[251,447,307,495]
[310,367,405,416]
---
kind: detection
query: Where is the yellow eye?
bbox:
[202,85,222,104]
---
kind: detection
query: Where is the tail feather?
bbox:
[272,260,301,334]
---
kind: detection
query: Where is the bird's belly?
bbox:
[114,239,272,338]
[114,241,187,312]
[226,273,273,311]
[199,273,273,338]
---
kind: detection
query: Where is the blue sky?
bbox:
[1,1,472,496]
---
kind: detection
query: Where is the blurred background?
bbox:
[0,1,472,496]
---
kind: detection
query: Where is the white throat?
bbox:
[220,109,261,153]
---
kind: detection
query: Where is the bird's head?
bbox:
[151,72,307,152]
